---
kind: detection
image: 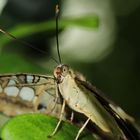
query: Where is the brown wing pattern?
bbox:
[0,73,62,117]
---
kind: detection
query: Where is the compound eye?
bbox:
[61,65,69,76]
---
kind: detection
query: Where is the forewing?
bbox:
[0,73,62,117]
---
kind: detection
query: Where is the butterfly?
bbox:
[52,64,140,140]
[48,5,140,140]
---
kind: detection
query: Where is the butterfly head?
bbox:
[54,64,69,83]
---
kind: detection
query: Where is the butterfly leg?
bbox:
[75,117,90,140]
[49,99,66,136]
[70,111,74,122]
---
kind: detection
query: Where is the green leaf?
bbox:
[0,52,48,73]
[0,114,94,140]
[0,15,99,47]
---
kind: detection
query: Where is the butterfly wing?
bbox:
[75,76,140,139]
[0,73,62,118]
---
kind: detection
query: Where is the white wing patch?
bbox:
[8,79,16,86]
[19,87,34,101]
[26,75,34,83]
[4,87,19,97]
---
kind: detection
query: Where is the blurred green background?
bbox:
[0,0,140,122]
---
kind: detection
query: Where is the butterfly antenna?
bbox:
[0,28,58,64]
[55,4,62,64]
